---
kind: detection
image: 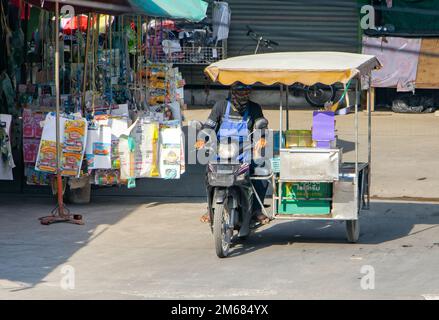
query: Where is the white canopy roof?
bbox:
[205,52,381,86]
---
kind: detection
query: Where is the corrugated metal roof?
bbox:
[226,0,360,56]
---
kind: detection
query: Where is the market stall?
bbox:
[0,0,207,224]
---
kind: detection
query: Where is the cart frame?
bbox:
[205,52,380,242]
[249,74,373,242]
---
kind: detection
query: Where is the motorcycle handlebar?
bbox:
[246,25,279,47]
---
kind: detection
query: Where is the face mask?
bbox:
[231,90,250,111]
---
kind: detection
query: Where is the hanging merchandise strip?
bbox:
[22,8,188,191]
[109,14,113,104]
[92,14,99,116]
[159,121,182,180]
[85,121,111,170]
[81,13,92,115]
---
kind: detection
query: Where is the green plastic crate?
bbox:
[277,182,332,215]
[278,199,331,215]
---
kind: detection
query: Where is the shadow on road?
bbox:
[227,201,439,257]
[0,195,205,291]
[1,197,438,288]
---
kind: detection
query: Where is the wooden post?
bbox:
[81,13,92,115]
[55,0,63,215]
[367,87,375,112]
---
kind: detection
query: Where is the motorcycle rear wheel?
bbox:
[305,84,336,108]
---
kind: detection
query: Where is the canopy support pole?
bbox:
[367,73,372,209]
[285,86,289,131]
[277,85,284,215]
[279,85,283,152]
[39,1,83,226]
[354,76,360,217]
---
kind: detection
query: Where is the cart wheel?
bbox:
[213,202,232,258]
[346,220,360,243]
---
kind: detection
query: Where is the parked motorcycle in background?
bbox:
[243,25,337,108]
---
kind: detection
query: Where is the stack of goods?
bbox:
[22,108,50,185]
[147,63,185,123]
[146,16,226,64]
[147,20,181,62]
[147,63,186,180]
[19,84,52,185]
[86,109,131,187]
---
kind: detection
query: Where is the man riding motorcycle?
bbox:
[195,83,270,238]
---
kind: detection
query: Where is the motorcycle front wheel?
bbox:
[213,202,233,258]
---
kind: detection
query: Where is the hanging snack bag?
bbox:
[61,152,82,176]
[132,119,159,178]
[36,140,57,173]
[159,125,182,179]
[63,119,86,153]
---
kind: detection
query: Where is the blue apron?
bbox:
[217,100,250,162]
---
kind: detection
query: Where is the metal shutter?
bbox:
[183,0,360,85]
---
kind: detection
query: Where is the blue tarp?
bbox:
[129,0,208,22]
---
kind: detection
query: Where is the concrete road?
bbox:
[1,196,438,300]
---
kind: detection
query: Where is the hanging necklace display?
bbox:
[138,16,141,108]
[91,14,98,117]
[108,14,113,105]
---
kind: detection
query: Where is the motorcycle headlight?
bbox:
[218,142,239,160]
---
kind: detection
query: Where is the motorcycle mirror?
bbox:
[254,118,268,130]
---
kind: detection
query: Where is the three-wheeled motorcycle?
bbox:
[202,52,381,258]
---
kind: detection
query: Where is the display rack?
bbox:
[148,45,226,65]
